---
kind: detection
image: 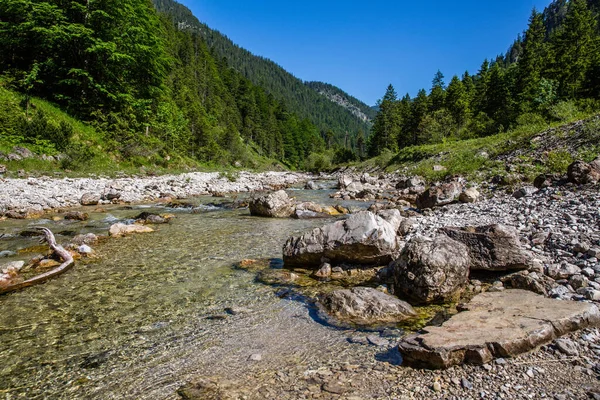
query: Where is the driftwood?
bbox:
[0,228,74,295]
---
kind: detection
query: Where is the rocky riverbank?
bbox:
[0,171,309,217]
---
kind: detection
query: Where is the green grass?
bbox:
[354,112,600,183]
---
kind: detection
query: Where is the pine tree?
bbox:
[517,9,548,110]
[409,89,430,145]
[368,84,400,156]
[445,75,470,127]
[429,70,446,112]
[552,0,597,97]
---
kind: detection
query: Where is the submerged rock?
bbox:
[108,223,154,237]
[440,224,532,271]
[249,190,296,218]
[282,211,402,268]
[392,235,470,304]
[398,290,600,369]
[63,211,89,221]
[318,287,416,327]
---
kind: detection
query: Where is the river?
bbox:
[0,186,387,399]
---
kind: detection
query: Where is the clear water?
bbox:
[0,188,380,399]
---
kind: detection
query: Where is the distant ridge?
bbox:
[152,0,372,143]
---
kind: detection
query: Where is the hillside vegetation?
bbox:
[0,0,331,172]
[367,0,600,165]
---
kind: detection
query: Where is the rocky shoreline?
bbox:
[0,171,309,217]
[2,161,600,399]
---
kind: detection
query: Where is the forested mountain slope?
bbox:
[367,0,600,158]
[305,81,377,123]
[152,0,372,145]
[0,0,327,171]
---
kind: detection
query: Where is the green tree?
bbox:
[552,0,597,97]
[517,9,548,110]
[368,84,400,156]
[429,70,446,112]
[445,75,470,127]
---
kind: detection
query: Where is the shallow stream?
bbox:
[0,187,390,399]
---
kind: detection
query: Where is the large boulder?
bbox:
[283,211,402,268]
[398,290,600,369]
[249,190,296,218]
[392,235,470,304]
[567,159,600,184]
[440,224,532,271]
[416,181,462,209]
[318,287,416,327]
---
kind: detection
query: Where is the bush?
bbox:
[548,101,579,122]
[333,147,357,164]
[516,112,546,128]
[545,150,574,173]
[304,152,332,172]
[60,143,96,170]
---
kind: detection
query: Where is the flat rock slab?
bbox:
[398,290,600,369]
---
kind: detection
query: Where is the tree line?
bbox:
[368,0,600,157]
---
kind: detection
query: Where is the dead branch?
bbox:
[0,228,74,295]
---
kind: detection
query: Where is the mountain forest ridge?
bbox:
[152,0,374,137]
[0,0,599,175]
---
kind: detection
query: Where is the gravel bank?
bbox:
[0,171,309,214]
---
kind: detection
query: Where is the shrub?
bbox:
[548,101,579,122]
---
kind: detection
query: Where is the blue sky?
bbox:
[178,1,551,106]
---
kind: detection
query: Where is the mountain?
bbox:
[151,0,372,144]
[305,81,377,124]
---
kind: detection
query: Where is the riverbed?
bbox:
[0,187,386,399]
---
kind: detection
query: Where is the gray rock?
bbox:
[249,190,295,218]
[305,180,318,190]
[318,287,416,326]
[283,211,402,268]
[392,234,470,304]
[505,271,548,296]
[547,263,580,279]
[0,251,17,258]
[103,188,121,201]
[366,335,390,347]
[567,160,600,184]
[80,192,101,206]
[461,378,473,390]
[248,353,262,361]
[398,290,600,369]
[72,233,98,246]
[63,211,89,221]
[314,263,332,279]
[441,224,532,271]
[78,245,93,254]
[13,146,34,159]
[554,338,579,356]
[1,261,25,272]
[0,164,6,174]
[459,187,480,203]
[513,186,537,199]
[416,181,462,209]
[338,175,353,189]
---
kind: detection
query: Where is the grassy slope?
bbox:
[357,113,600,183]
[0,85,286,178]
